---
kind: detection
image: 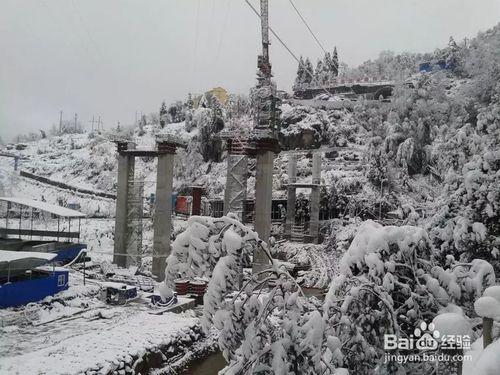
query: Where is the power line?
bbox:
[287,0,327,55]
[191,0,201,93]
[243,0,301,66]
[71,0,105,63]
[214,0,232,66]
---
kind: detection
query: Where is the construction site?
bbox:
[1,0,500,374]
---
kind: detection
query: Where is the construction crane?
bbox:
[252,0,281,137]
[257,0,272,86]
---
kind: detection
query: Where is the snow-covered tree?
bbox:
[294,56,307,89]
[163,215,258,291]
[323,220,496,373]
[159,101,168,128]
[202,233,345,374]
[331,46,339,77]
[304,58,314,84]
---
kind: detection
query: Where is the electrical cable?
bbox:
[287,0,328,55]
[243,0,347,105]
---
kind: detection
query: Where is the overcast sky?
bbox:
[1,0,499,141]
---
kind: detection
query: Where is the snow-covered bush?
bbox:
[166,216,345,374]
[429,101,498,278]
[163,215,258,290]
[322,220,495,373]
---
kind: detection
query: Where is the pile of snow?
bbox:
[464,339,500,375]
[474,285,500,320]
[432,312,471,337]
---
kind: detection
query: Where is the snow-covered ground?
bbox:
[1,307,199,374]
[0,268,201,375]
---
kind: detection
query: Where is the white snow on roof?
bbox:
[0,250,56,263]
[0,197,86,218]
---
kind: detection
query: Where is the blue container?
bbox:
[419,62,432,72]
[52,243,87,264]
[0,269,69,308]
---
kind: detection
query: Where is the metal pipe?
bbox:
[57,217,60,242]
[30,207,34,240]
[83,250,86,286]
[18,205,22,239]
[5,202,8,237]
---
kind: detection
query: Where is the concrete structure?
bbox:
[308,152,321,244]
[250,0,279,275]
[252,145,275,275]
[254,149,274,243]
[293,80,395,100]
[152,141,179,281]
[113,140,184,280]
[113,142,136,268]
[285,154,297,238]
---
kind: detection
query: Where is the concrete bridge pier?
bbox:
[252,142,277,275]
[113,141,136,268]
[308,152,321,244]
[152,141,177,281]
[285,154,297,239]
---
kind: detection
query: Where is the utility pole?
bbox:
[74,113,78,133]
[97,115,103,131]
[59,111,63,134]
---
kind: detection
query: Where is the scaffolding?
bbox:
[125,175,144,267]
[223,138,249,220]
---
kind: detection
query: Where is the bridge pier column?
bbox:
[113,142,136,268]
[253,146,275,275]
[152,141,177,281]
[309,153,321,244]
[285,154,297,239]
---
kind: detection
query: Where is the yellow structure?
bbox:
[192,87,229,109]
[208,87,228,105]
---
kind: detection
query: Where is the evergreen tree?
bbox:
[331,46,339,77]
[159,101,167,128]
[304,58,314,84]
[324,52,332,72]
[186,93,193,110]
[315,58,331,85]
[446,36,461,72]
[314,59,324,85]
[294,56,306,88]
